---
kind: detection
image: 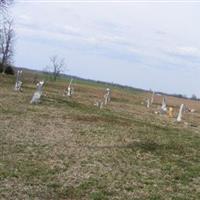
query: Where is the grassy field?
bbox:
[0,72,200,200]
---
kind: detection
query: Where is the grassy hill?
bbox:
[0,71,200,200]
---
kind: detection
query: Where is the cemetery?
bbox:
[0,71,200,199]
[1,1,200,199]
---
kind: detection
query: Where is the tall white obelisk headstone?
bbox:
[161,96,167,112]
[151,92,155,104]
[67,79,73,97]
[14,70,23,91]
[177,104,184,122]
[63,78,74,97]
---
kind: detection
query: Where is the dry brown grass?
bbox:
[0,72,200,200]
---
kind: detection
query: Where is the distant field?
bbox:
[0,72,200,200]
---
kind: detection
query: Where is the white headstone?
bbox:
[104,88,111,105]
[146,98,150,108]
[190,109,195,113]
[94,100,104,109]
[151,92,155,104]
[30,81,45,104]
[161,96,167,112]
[177,104,184,122]
[14,70,23,91]
[99,101,104,109]
[64,78,73,97]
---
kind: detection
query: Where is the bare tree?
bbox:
[191,94,197,100]
[0,17,14,73]
[46,55,65,81]
[0,0,13,9]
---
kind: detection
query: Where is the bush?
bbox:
[0,63,15,75]
[191,94,197,100]
[5,65,15,75]
[0,63,3,73]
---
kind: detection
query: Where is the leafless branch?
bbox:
[47,55,66,81]
[0,17,15,73]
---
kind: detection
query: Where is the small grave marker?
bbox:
[104,88,111,105]
[30,81,45,104]
[146,98,150,108]
[94,100,104,109]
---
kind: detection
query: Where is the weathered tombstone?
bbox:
[14,70,23,91]
[68,78,73,97]
[161,96,167,112]
[190,109,195,113]
[177,104,184,122]
[146,98,150,108]
[64,79,74,97]
[99,101,104,109]
[151,92,155,104]
[94,100,104,109]
[168,107,173,118]
[94,88,111,109]
[30,81,45,104]
[104,88,111,105]
[183,105,190,113]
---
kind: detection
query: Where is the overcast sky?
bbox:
[10,0,200,97]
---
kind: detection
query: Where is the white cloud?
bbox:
[11,1,200,96]
[166,46,200,57]
[176,46,200,57]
